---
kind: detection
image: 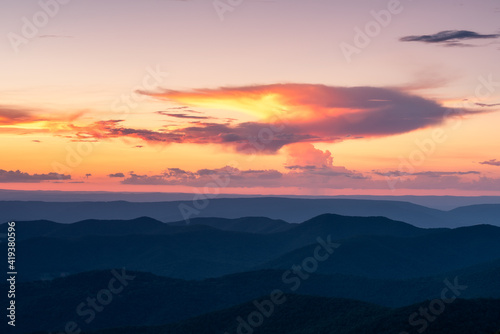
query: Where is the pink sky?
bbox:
[1,0,500,195]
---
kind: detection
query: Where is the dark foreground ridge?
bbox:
[4,265,500,333]
[50,295,500,334]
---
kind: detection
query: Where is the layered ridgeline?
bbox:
[2,213,500,334]
[1,198,500,227]
[4,263,500,333]
[1,214,500,281]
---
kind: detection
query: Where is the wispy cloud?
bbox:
[475,102,500,107]
[373,170,480,177]
[0,105,85,128]
[156,110,211,120]
[400,30,500,47]
[479,159,500,166]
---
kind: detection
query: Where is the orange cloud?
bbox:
[142,84,366,122]
[0,105,86,133]
[6,85,490,157]
[134,84,490,153]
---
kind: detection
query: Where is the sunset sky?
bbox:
[1,0,500,195]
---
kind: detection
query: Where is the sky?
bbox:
[1,0,500,195]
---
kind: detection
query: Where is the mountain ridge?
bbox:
[2,198,500,227]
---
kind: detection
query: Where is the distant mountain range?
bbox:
[1,198,500,227]
[2,190,500,210]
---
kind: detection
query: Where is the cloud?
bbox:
[122,167,242,186]
[156,110,212,120]
[0,105,42,125]
[414,171,480,177]
[67,118,308,152]
[476,102,500,107]
[0,105,86,135]
[373,170,480,177]
[122,144,367,188]
[108,172,125,178]
[129,84,490,153]
[122,166,286,187]
[38,84,486,155]
[68,120,183,143]
[123,165,365,188]
[157,112,211,120]
[283,143,364,178]
[285,165,317,171]
[5,85,485,157]
[0,169,71,183]
[285,143,333,168]
[120,164,496,190]
[116,143,496,191]
[479,159,500,166]
[400,30,500,47]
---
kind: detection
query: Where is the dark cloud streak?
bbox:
[400,30,500,47]
[480,159,500,166]
[108,173,125,178]
[0,169,71,183]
